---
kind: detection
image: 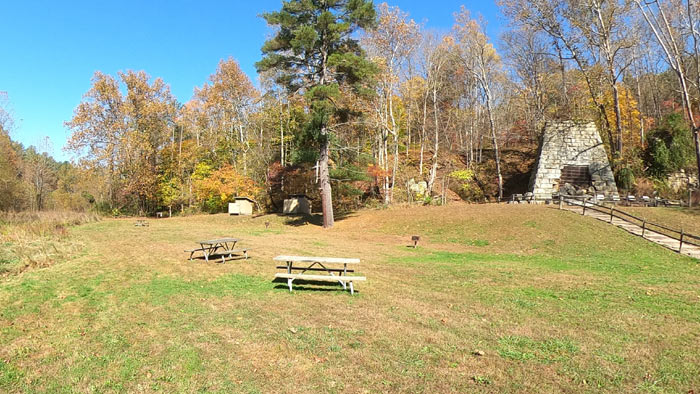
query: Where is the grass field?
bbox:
[1,204,699,393]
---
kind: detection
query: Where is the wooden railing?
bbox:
[559,195,700,253]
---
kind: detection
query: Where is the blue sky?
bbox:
[0,1,504,161]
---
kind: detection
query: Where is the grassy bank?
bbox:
[0,211,100,277]
[619,206,700,237]
[0,205,698,392]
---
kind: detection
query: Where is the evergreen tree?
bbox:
[256,0,376,228]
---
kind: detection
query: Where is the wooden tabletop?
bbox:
[274,255,361,264]
[198,238,239,245]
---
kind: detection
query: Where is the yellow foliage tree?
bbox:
[602,84,643,157]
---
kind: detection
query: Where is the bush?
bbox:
[644,113,695,178]
[615,167,635,192]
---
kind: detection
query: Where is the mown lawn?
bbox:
[1,204,699,393]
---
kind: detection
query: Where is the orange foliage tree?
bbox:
[192,163,261,213]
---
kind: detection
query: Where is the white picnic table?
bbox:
[273,255,365,294]
[185,237,250,263]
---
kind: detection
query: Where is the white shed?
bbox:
[283,194,312,215]
[229,197,255,216]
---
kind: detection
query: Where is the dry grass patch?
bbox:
[620,206,700,237]
[0,211,99,277]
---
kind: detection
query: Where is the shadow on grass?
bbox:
[187,254,250,263]
[272,211,355,227]
[271,278,357,294]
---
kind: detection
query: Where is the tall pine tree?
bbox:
[256,0,376,228]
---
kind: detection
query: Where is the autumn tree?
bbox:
[67,70,178,214]
[499,0,618,153]
[0,126,23,211]
[363,2,420,204]
[190,58,258,170]
[65,72,125,209]
[454,8,505,199]
[23,138,57,211]
[192,163,261,213]
[256,0,377,228]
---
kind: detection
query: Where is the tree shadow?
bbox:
[273,211,355,227]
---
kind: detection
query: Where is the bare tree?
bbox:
[454,8,505,199]
[364,3,420,204]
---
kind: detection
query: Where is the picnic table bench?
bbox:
[185,238,251,263]
[274,255,365,295]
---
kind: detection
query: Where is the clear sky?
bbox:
[0,0,504,161]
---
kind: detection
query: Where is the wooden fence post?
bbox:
[609,206,614,223]
[559,196,563,210]
[582,197,587,216]
[641,221,646,238]
[679,229,684,253]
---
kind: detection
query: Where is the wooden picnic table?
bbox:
[273,255,365,295]
[185,238,250,263]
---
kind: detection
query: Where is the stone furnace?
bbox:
[529,121,618,200]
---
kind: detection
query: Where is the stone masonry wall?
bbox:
[530,122,618,200]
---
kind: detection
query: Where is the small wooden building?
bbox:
[229,197,255,216]
[283,194,311,215]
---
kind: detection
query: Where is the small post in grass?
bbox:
[265,221,270,229]
[609,206,614,223]
[679,229,684,253]
[641,221,646,238]
[412,235,420,248]
[582,197,587,216]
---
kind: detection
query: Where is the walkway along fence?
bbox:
[559,195,700,254]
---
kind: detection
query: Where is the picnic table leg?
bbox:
[287,278,293,292]
[287,262,291,274]
[226,242,234,259]
[349,281,354,295]
[340,263,347,290]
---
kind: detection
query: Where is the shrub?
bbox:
[644,113,695,178]
[615,167,635,192]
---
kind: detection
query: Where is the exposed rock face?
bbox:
[529,121,618,200]
[668,170,698,193]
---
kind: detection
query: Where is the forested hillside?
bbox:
[2,0,700,224]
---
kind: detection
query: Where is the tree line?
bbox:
[1,0,699,227]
